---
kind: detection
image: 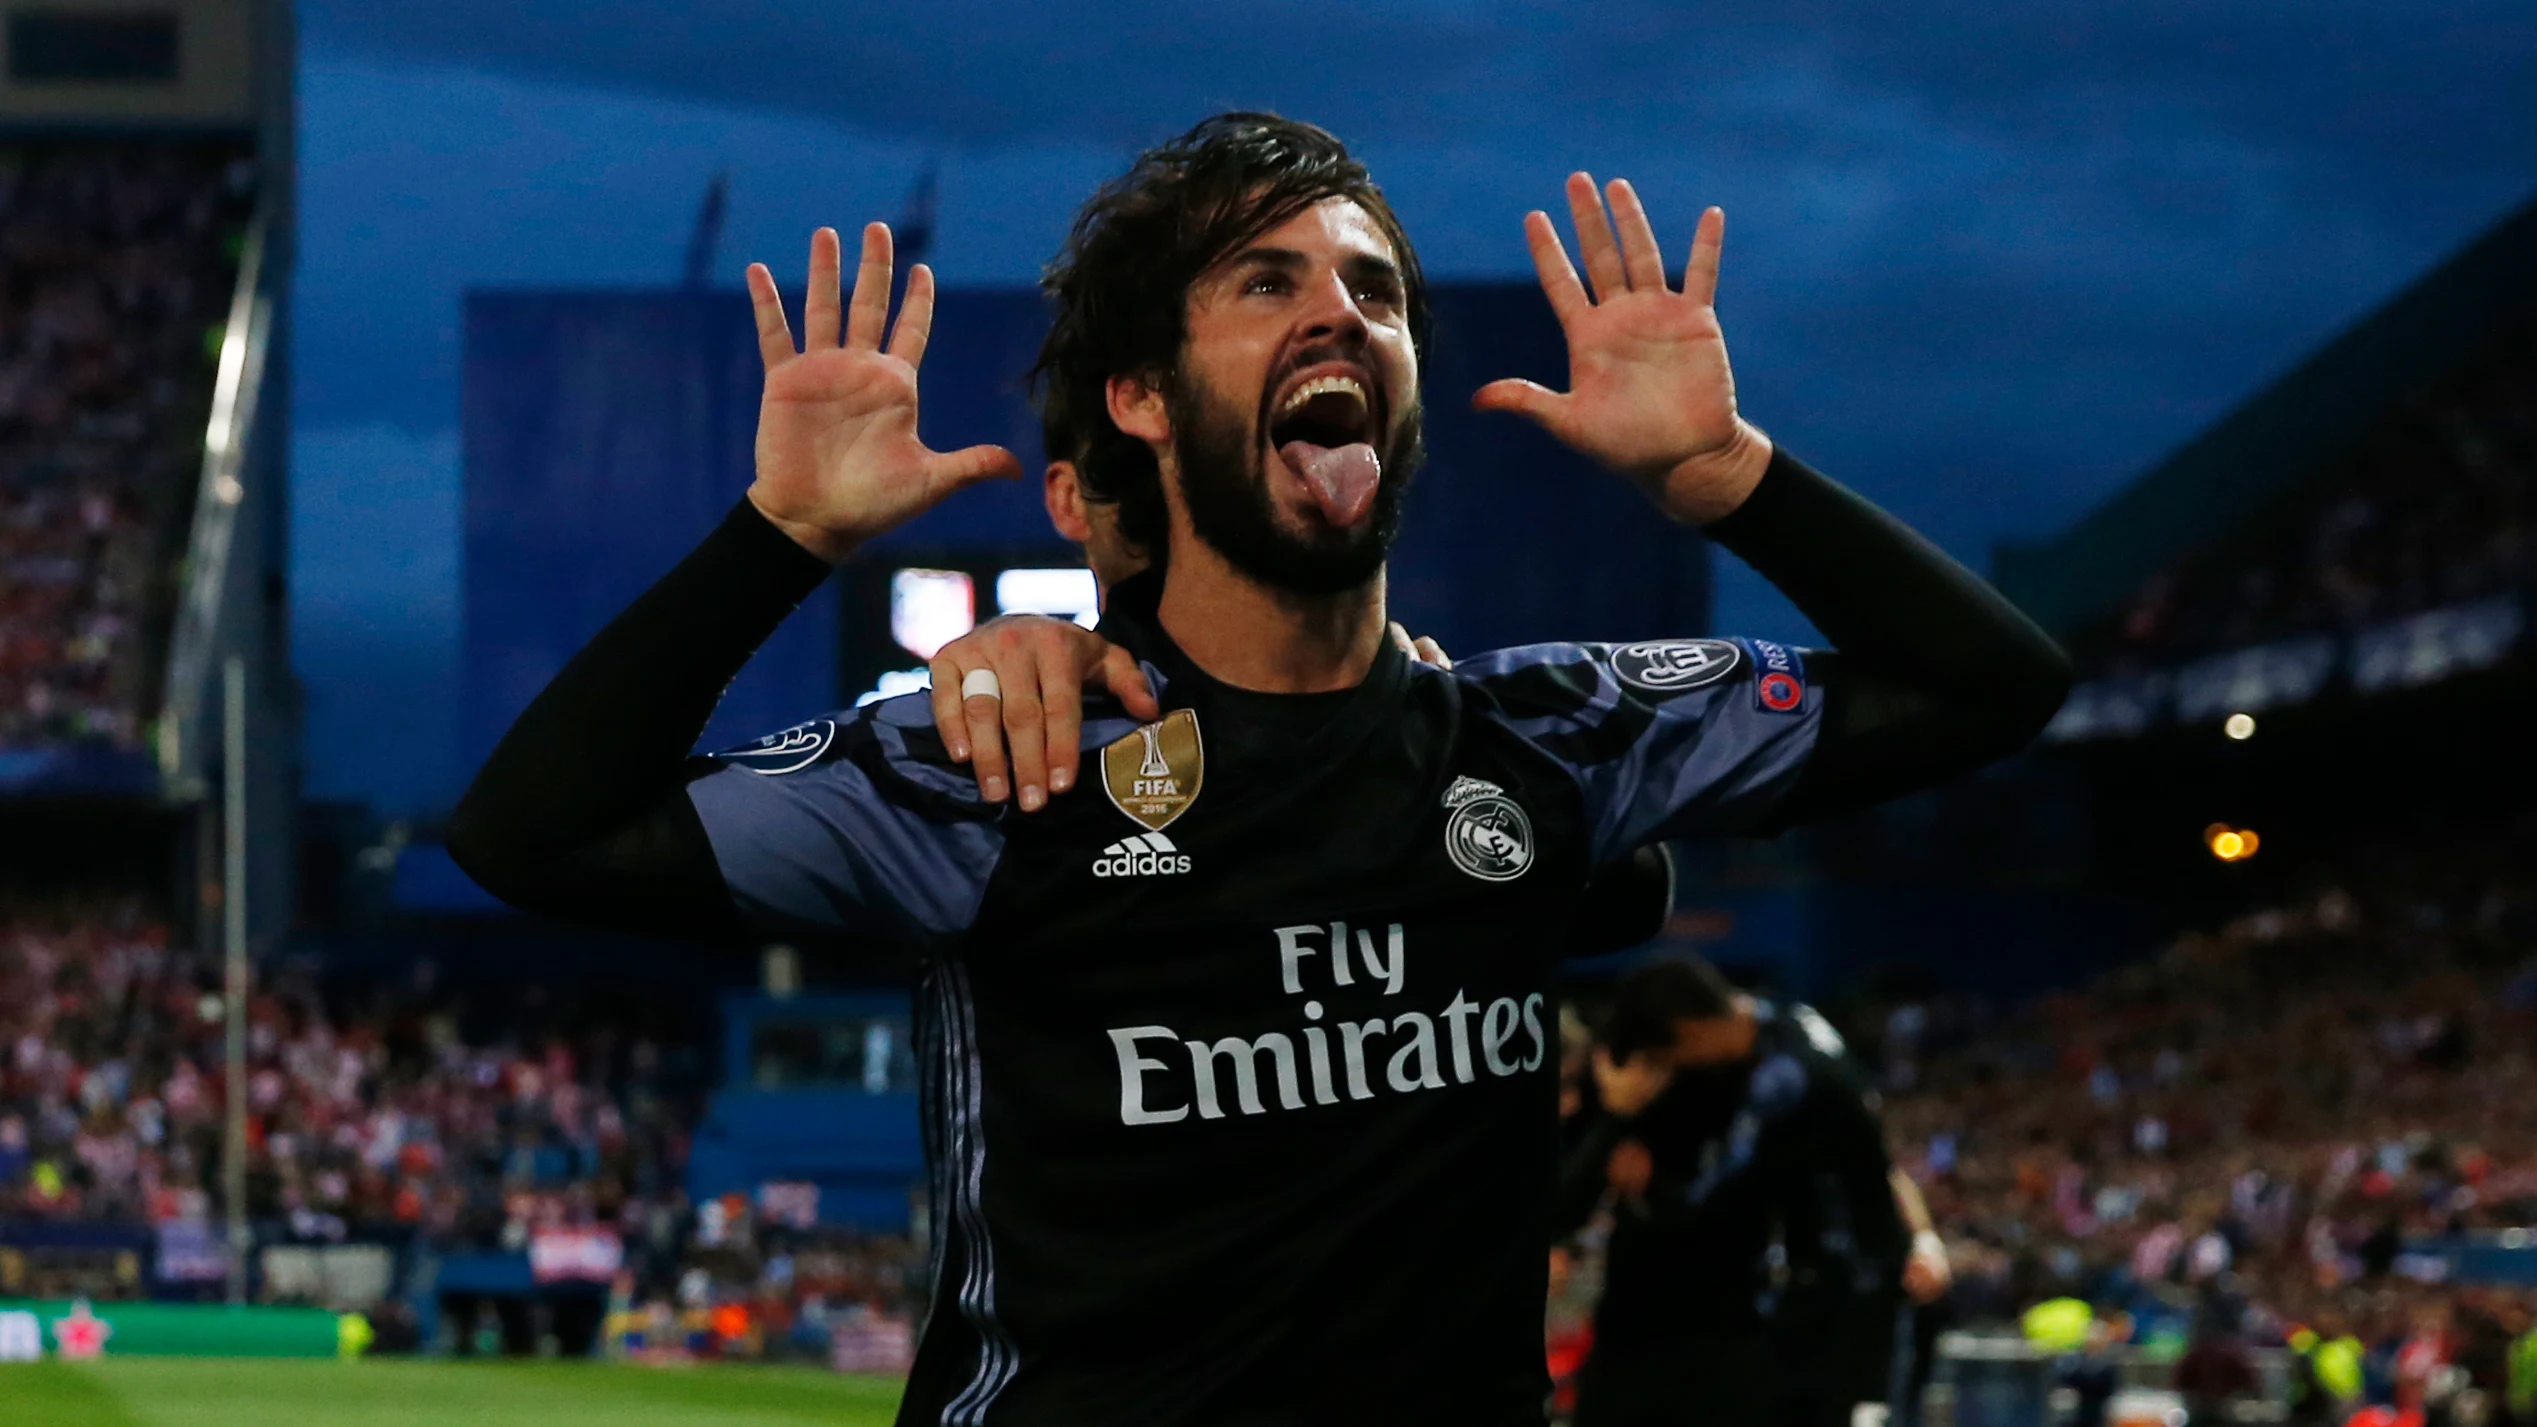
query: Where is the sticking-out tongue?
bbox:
[1280,440,1383,528]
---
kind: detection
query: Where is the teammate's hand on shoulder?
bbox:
[1591,1045,1674,1119]
[928,615,1161,812]
[744,224,1022,562]
[1472,175,1772,526]
[1388,622,1451,670]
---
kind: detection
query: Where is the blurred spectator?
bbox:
[2093,329,2535,668]
[1,140,255,750]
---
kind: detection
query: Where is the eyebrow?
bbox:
[1224,245,1405,291]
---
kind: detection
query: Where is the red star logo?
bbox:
[51,1300,112,1360]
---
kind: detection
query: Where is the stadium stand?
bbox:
[0,893,923,1357]
[0,138,256,756]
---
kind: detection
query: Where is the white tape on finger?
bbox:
[961,667,1004,703]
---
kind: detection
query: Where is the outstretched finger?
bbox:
[845,222,895,351]
[1097,644,1162,723]
[1471,377,1567,432]
[953,655,1012,804]
[921,443,1025,497]
[889,263,937,369]
[1522,211,1590,325]
[1413,635,1453,671]
[926,653,971,764]
[1388,621,1417,658]
[803,228,844,351]
[1606,179,1669,293]
[1682,206,1726,309]
[1565,172,1628,302]
[746,263,793,371]
[1037,639,1086,800]
[1000,659,1053,813]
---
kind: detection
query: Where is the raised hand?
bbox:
[1472,175,1774,525]
[745,225,1021,561]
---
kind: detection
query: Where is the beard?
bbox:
[1165,369,1423,598]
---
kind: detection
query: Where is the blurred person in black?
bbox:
[1561,957,1913,1427]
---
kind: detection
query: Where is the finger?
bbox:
[1471,378,1566,430]
[845,221,895,351]
[1388,621,1416,657]
[1521,211,1590,324]
[921,444,1025,496]
[926,653,970,764]
[1565,171,1628,302]
[1413,636,1453,671]
[746,263,794,371]
[1037,638,1086,800]
[960,661,1011,804]
[999,654,1052,813]
[888,263,936,369]
[1096,644,1162,722]
[803,227,844,351]
[1606,179,1669,293]
[1682,206,1726,309]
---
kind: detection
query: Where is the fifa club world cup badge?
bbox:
[1442,775,1533,883]
[1102,709,1204,832]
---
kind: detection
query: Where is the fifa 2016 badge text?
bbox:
[1106,921,1548,1126]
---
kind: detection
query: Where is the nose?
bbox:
[1294,266,1370,348]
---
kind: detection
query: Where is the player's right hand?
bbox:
[744,224,1022,562]
[930,616,1161,812]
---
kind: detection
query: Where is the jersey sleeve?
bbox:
[684,694,1008,942]
[1458,637,1824,863]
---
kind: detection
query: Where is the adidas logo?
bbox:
[1092,831,1192,879]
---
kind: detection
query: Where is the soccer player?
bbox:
[1565,959,1924,1427]
[941,397,1680,955]
[449,113,2067,1425]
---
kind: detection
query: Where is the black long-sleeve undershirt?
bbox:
[445,448,2070,937]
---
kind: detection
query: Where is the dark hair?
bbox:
[1600,957,1739,1059]
[1037,367,1086,467]
[1031,111,1429,556]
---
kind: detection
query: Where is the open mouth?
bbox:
[1267,367,1383,529]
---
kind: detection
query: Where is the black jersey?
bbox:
[688,601,1822,1425]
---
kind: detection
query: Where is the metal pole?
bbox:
[222,655,249,1307]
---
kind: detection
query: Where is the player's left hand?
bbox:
[1472,174,1773,525]
[931,618,1451,810]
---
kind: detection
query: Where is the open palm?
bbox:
[745,225,1019,561]
[1474,175,1771,525]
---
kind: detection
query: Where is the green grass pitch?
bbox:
[3,1358,905,1427]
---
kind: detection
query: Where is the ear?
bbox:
[1043,461,1093,544]
[1107,372,1171,445]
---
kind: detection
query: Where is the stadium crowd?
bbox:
[0,894,925,1357]
[2099,327,2535,667]
[1878,826,2537,1416]
[0,139,253,751]
[0,898,689,1244]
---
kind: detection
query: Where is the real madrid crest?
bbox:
[1101,708,1204,832]
[1442,774,1533,883]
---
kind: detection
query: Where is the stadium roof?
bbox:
[1996,190,2537,640]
